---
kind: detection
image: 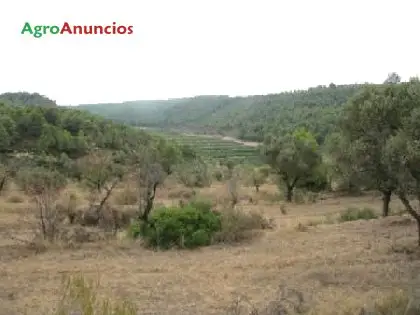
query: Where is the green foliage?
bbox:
[213,169,224,181]
[136,202,222,249]
[0,99,154,159]
[339,207,378,222]
[0,93,194,204]
[157,132,262,165]
[262,128,322,201]
[176,158,212,188]
[0,92,57,108]
[296,163,329,192]
[78,85,363,143]
[16,167,67,195]
[248,166,270,191]
[187,198,213,212]
[329,80,420,218]
[78,151,125,192]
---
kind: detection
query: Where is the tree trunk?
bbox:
[140,182,159,222]
[0,176,6,194]
[98,180,119,212]
[286,185,293,202]
[381,190,392,217]
[255,185,259,193]
[417,220,420,247]
[398,194,420,246]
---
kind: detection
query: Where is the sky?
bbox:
[1,0,419,105]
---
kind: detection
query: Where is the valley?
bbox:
[1,79,420,315]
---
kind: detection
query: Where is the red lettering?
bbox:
[83,26,93,34]
[117,26,127,34]
[127,26,133,34]
[60,22,72,34]
[94,25,103,34]
[104,26,112,34]
[73,25,83,34]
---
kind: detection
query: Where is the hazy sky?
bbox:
[2,0,419,105]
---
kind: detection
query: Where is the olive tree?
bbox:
[78,150,125,212]
[262,128,322,202]
[332,83,413,216]
[383,91,420,245]
[248,166,270,192]
[131,140,182,222]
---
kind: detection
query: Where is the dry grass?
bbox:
[0,182,420,315]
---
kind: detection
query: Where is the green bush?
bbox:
[135,202,222,249]
[339,207,378,222]
[188,198,212,212]
[213,169,224,181]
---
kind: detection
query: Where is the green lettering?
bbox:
[21,22,33,35]
[34,25,43,38]
[50,26,60,34]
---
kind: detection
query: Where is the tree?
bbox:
[249,166,270,192]
[382,81,420,245]
[176,158,211,188]
[262,128,321,202]
[324,132,360,194]
[384,72,401,84]
[335,83,418,216]
[131,142,182,222]
[78,150,126,224]
[16,167,67,241]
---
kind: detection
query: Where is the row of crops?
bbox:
[155,132,262,164]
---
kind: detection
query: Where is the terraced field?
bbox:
[153,131,262,164]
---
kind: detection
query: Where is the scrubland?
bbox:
[1,181,419,315]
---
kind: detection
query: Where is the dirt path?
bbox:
[139,126,261,147]
[220,136,260,147]
[181,132,261,147]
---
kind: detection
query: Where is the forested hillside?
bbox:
[0,92,57,108]
[76,99,183,125]
[0,92,200,194]
[77,84,364,142]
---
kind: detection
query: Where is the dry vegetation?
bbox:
[1,181,420,315]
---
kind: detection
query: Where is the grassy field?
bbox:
[0,180,420,315]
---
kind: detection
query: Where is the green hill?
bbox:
[76,84,364,143]
[0,92,57,108]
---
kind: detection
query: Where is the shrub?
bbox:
[213,169,224,181]
[136,202,222,249]
[280,203,287,214]
[292,189,319,204]
[167,187,195,199]
[15,167,68,242]
[213,208,272,244]
[176,159,212,188]
[113,186,138,205]
[359,289,420,315]
[188,198,212,212]
[6,193,24,203]
[52,273,137,315]
[258,191,283,203]
[339,207,378,222]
